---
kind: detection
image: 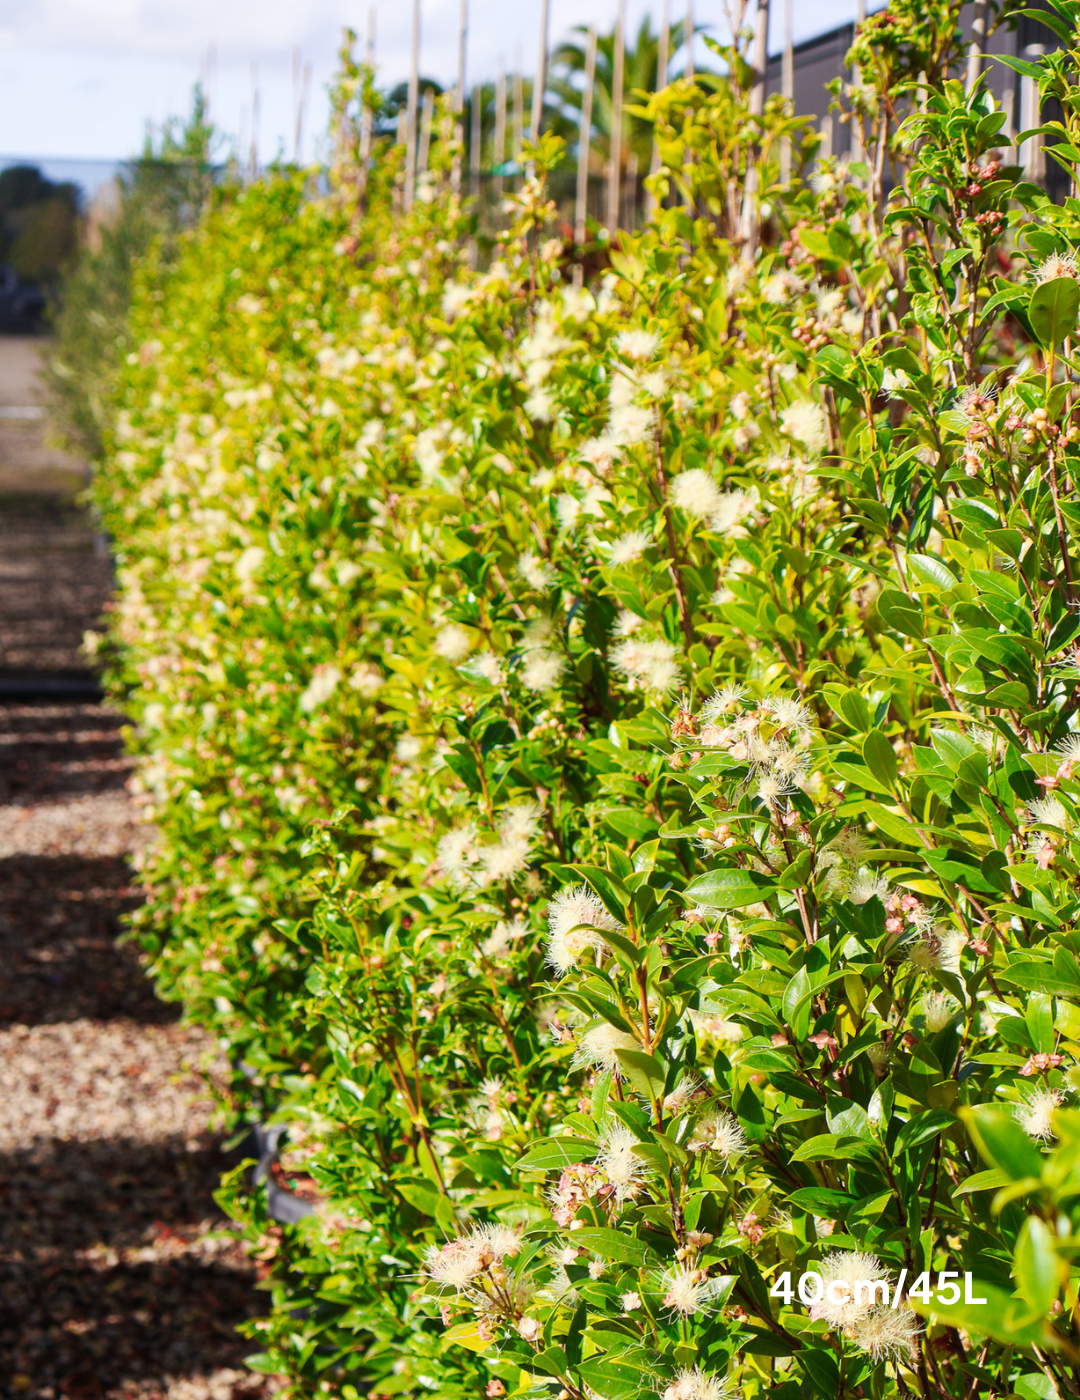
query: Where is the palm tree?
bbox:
[547,16,691,170]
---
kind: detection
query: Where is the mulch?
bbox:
[0,393,277,1400]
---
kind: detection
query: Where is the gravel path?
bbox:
[0,338,273,1400]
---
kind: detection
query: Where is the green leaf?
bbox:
[564,864,630,922]
[567,1228,655,1265]
[788,1187,856,1214]
[1015,1217,1059,1316]
[682,867,773,909]
[952,1167,1012,1195]
[577,1346,659,1398]
[875,587,924,639]
[443,1320,495,1352]
[963,1105,1045,1180]
[799,1347,840,1393]
[517,1137,597,1171]
[1004,958,1080,999]
[1026,992,1056,1054]
[906,553,957,592]
[1029,275,1080,348]
[613,1047,667,1100]
[782,965,811,1026]
[906,1278,1049,1347]
[862,729,898,789]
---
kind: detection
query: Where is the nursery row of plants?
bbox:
[89,1,1080,1395]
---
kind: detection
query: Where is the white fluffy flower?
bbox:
[811,1251,891,1329]
[299,664,342,713]
[608,403,654,444]
[522,649,564,691]
[500,800,542,843]
[348,663,384,695]
[519,550,554,589]
[608,529,651,565]
[580,435,622,469]
[574,1023,640,1073]
[479,835,532,884]
[437,827,477,882]
[434,624,472,662]
[660,1265,723,1317]
[851,1306,922,1363]
[921,991,959,1033]
[764,694,815,740]
[1016,1086,1064,1143]
[780,400,829,455]
[611,637,682,694]
[395,734,423,762]
[615,328,660,360]
[423,1235,486,1291]
[907,926,966,976]
[1028,796,1070,830]
[662,1367,736,1400]
[440,282,472,319]
[526,388,556,421]
[671,468,724,518]
[709,491,753,535]
[546,885,622,973]
[597,1123,646,1199]
[687,1110,747,1163]
[556,494,581,528]
[471,652,504,685]
[482,915,527,958]
[848,868,890,906]
[762,269,806,304]
[699,684,748,722]
[1054,733,1080,764]
[234,546,266,581]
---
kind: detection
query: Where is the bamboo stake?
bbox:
[495,61,507,198]
[608,0,626,236]
[470,82,482,199]
[657,0,670,97]
[574,24,598,263]
[250,62,260,180]
[686,0,694,80]
[626,148,638,229]
[749,0,770,120]
[453,0,467,191]
[405,0,421,209]
[531,0,551,143]
[780,0,793,181]
[647,0,670,216]
[966,0,988,94]
[292,49,301,158]
[358,10,374,204]
[418,86,435,175]
[852,0,865,162]
[739,0,771,246]
[205,43,217,122]
[514,57,524,163]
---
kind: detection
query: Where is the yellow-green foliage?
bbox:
[95,8,1080,1398]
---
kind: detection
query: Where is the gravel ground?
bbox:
[1,338,276,1400]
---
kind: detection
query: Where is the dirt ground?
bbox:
[0,337,275,1400]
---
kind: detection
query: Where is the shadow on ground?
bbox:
[0,1136,267,1397]
[0,852,175,1025]
[0,705,129,804]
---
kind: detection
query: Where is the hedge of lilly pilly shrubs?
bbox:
[91,5,1080,1396]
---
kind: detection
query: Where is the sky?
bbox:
[0,0,855,185]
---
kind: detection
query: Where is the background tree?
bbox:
[45,88,218,461]
[0,165,79,286]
